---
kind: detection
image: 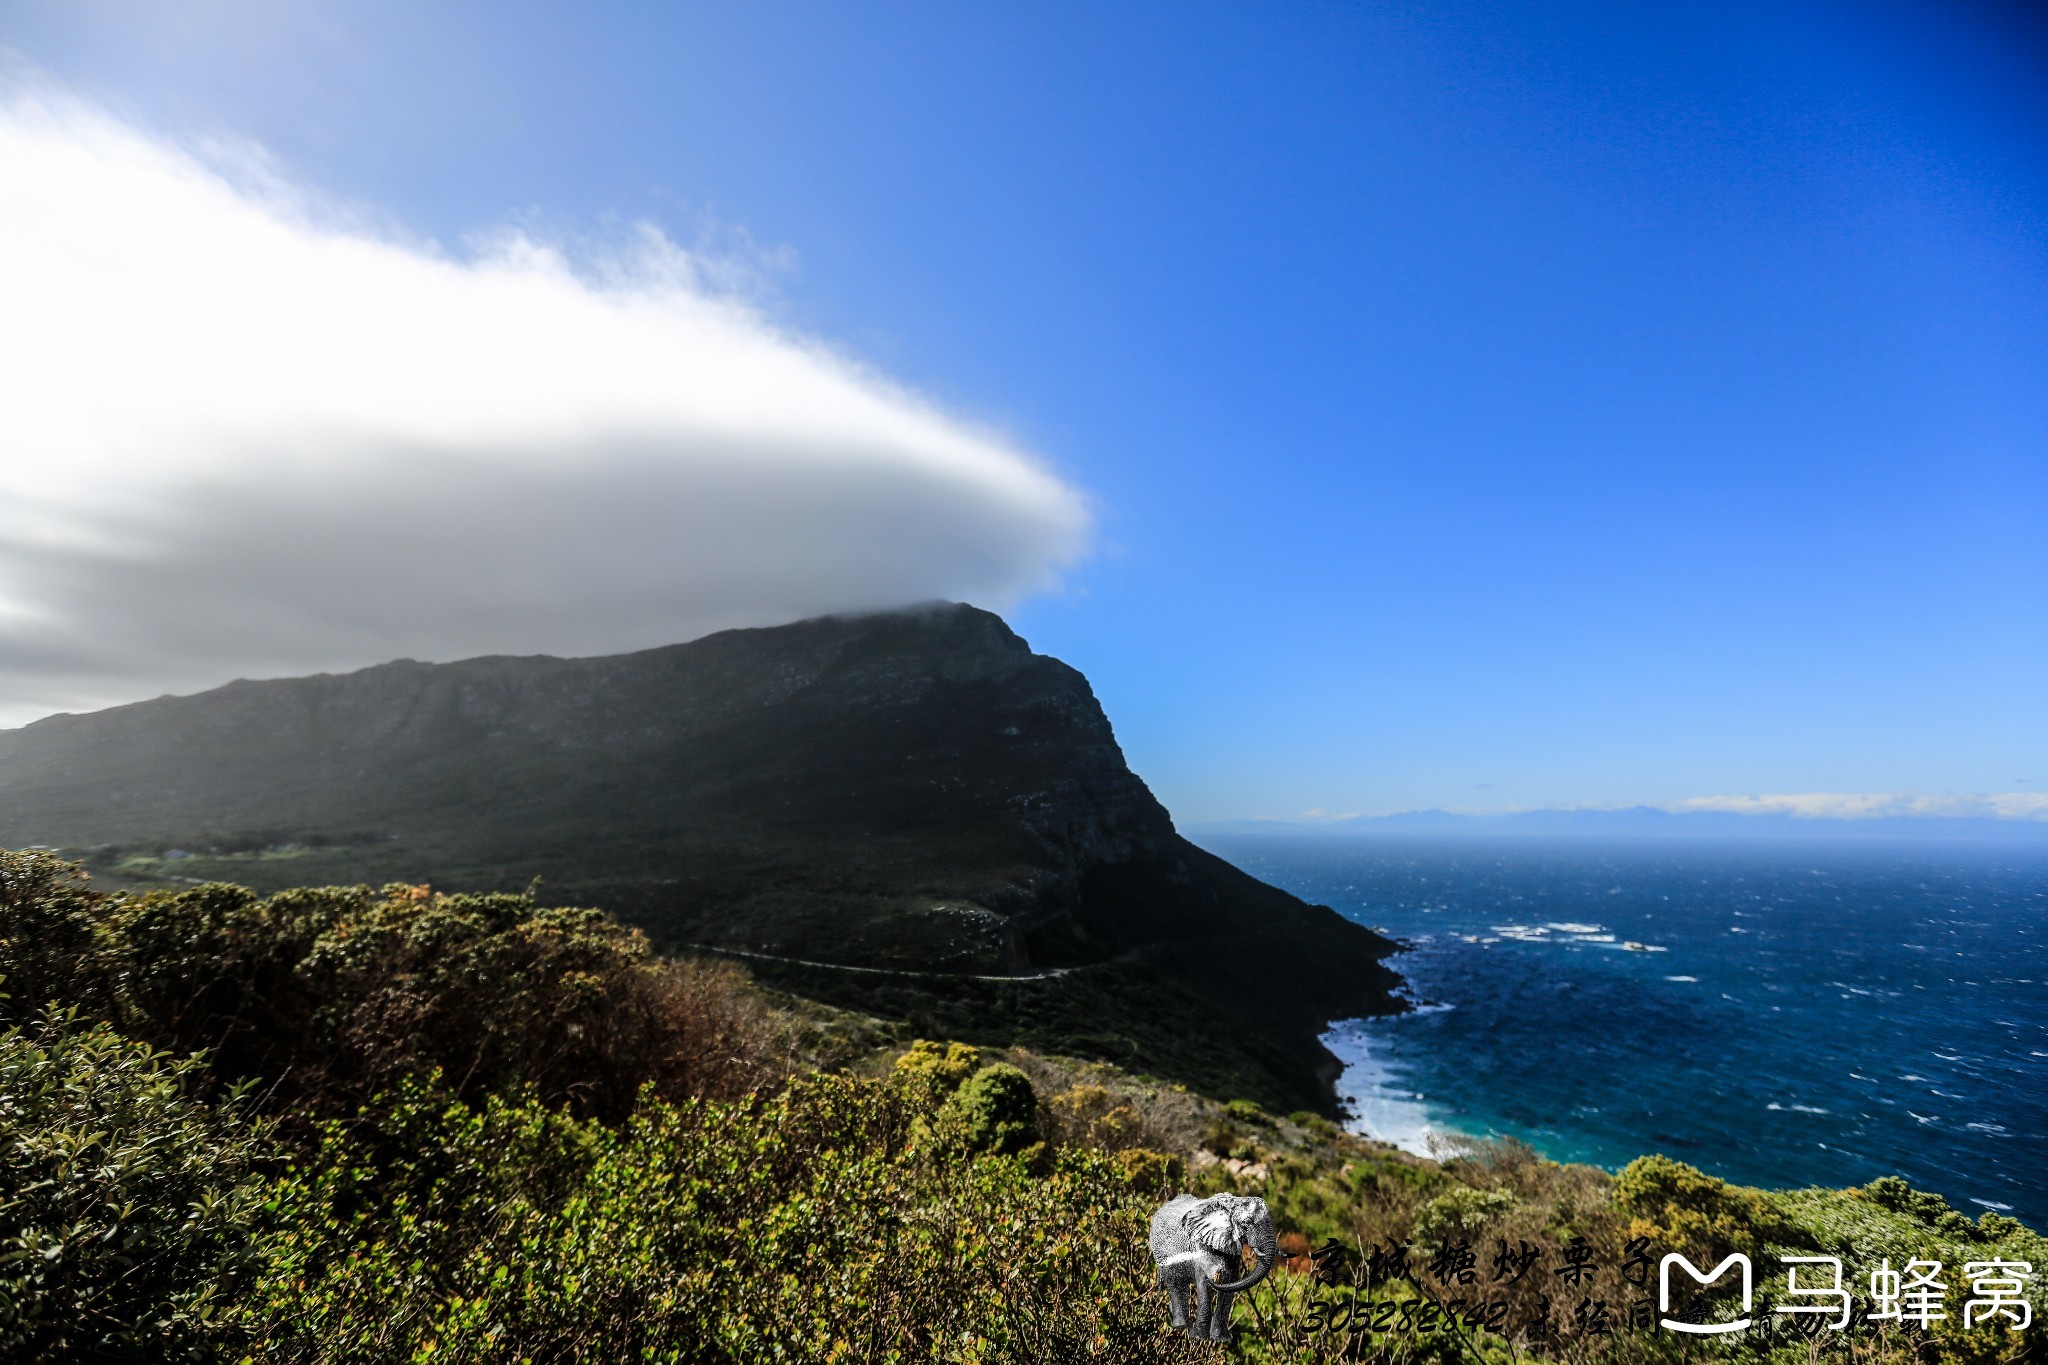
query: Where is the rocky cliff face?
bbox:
[0,603,1402,1110]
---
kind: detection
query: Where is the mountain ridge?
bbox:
[1192,806,2048,841]
[0,602,1402,1111]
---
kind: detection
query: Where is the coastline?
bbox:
[1323,1010,1471,1157]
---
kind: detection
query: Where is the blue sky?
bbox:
[2,1,2043,821]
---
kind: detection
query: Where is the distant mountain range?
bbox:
[1194,806,2048,841]
[0,602,1401,1112]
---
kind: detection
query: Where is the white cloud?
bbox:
[0,88,1091,726]
[1669,792,2048,821]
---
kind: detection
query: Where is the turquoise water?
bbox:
[1198,835,2048,1225]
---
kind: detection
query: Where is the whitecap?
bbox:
[1322,1022,1464,1156]
[1971,1199,2015,1211]
[1665,975,1699,982]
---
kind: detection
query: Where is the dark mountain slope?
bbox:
[0,603,1401,1110]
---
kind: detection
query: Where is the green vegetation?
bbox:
[0,1010,270,1357]
[737,950,1361,1117]
[1,849,2040,1363]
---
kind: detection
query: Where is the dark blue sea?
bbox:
[1197,835,2048,1227]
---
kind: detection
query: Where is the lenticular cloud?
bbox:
[0,91,1090,726]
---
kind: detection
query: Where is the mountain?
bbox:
[0,602,1402,1112]
[1192,807,2048,841]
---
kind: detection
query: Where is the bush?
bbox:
[1007,1052,1209,1156]
[234,1067,1207,1362]
[0,855,789,1121]
[0,1006,270,1362]
[1046,1081,1144,1150]
[1859,1174,1976,1237]
[891,1037,982,1110]
[0,850,110,1021]
[1226,1098,1275,1127]
[1112,1147,1185,1196]
[1289,1110,1339,1141]
[933,1061,1038,1155]
[1410,1184,1519,1251]
[1613,1154,1797,1256]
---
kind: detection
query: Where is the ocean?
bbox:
[1196,834,2048,1227]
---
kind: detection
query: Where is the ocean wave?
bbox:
[1321,1022,1464,1157]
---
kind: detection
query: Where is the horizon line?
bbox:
[1210,791,2048,827]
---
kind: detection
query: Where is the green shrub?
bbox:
[1859,1174,1976,1237]
[1289,1110,1339,1141]
[0,850,111,1021]
[891,1037,982,1110]
[1613,1154,1796,1256]
[0,860,787,1121]
[933,1061,1038,1155]
[1226,1098,1275,1127]
[232,1067,1204,1362]
[1112,1147,1185,1195]
[1044,1081,1145,1150]
[1410,1184,1519,1251]
[0,1006,270,1362]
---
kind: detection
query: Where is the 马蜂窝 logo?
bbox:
[1660,1253,1752,1334]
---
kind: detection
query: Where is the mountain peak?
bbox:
[0,604,1400,1111]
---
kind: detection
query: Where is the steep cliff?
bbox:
[0,603,1402,1109]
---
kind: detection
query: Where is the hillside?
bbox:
[5,851,2038,1363]
[0,602,1401,1111]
